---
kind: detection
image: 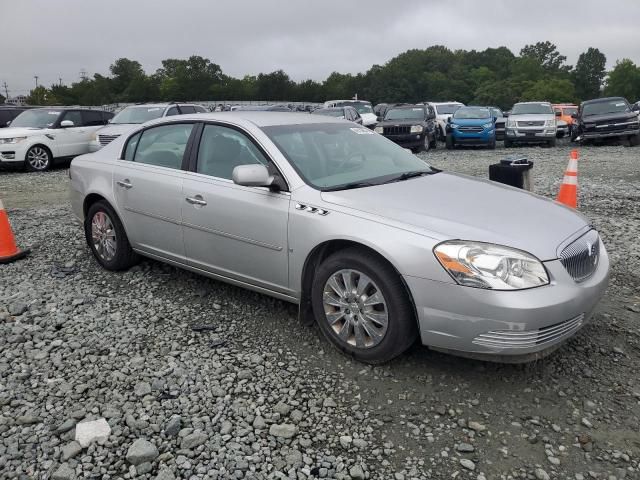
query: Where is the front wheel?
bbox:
[420,135,430,152]
[504,138,513,148]
[445,134,455,150]
[85,201,140,271]
[25,146,52,172]
[547,138,557,148]
[488,139,496,150]
[311,248,417,364]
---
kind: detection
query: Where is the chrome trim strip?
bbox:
[182,221,283,251]
[124,207,181,226]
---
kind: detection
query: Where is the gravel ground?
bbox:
[1,140,639,480]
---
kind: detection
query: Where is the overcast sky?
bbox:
[3,0,640,97]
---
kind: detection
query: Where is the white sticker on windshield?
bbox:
[615,103,625,107]
[412,108,422,111]
[48,111,60,115]
[351,127,374,135]
[148,108,161,111]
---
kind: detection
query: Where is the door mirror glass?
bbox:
[60,120,74,128]
[232,164,273,187]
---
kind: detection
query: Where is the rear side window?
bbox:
[103,111,114,123]
[82,110,106,126]
[179,105,196,114]
[132,123,194,169]
[123,132,141,160]
[165,107,179,116]
[194,105,207,113]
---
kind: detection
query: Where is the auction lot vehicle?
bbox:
[0,105,32,128]
[424,101,464,139]
[323,100,377,128]
[488,107,507,140]
[445,106,496,149]
[71,112,609,364]
[505,102,557,147]
[0,107,113,171]
[572,97,640,145]
[89,103,207,152]
[313,106,363,124]
[374,104,437,152]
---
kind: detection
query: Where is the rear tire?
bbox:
[445,134,454,150]
[311,248,417,364]
[85,200,140,271]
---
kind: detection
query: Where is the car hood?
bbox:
[450,118,492,126]
[510,114,555,122]
[0,127,49,137]
[581,111,637,124]
[320,172,589,261]
[95,123,141,136]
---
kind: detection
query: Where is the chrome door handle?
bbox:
[117,180,132,189]
[186,196,207,206]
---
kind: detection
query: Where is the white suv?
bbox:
[505,102,557,147]
[0,108,112,171]
[323,100,378,128]
[425,102,465,139]
[89,103,208,152]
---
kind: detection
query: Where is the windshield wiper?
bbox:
[381,170,434,184]
[322,181,378,192]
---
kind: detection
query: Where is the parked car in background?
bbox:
[553,104,578,138]
[374,104,437,152]
[424,101,465,140]
[488,107,507,140]
[0,107,112,171]
[373,103,410,122]
[0,105,32,128]
[234,105,293,112]
[70,112,609,364]
[505,102,557,147]
[445,106,496,149]
[572,97,640,146]
[313,106,362,124]
[323,100,377,128]
[89,103,207,152]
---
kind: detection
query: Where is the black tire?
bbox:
[547,138,557,148]
[85,200,139,271]
[25,145,52,172]
[504,138,513,148]
[488,139,496,150]
[311,248,418,364]
[429,137,438,149]
[445,134,454,150]
[420,135,430,152]
[628,134,640,147]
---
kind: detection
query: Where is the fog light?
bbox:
[1,153,15,160]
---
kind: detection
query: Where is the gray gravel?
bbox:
[1,140,639,479]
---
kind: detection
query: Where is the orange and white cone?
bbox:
[556,150,578,209]
[0,199,30,264]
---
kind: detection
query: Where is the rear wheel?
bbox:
[25,146,52,172]
[85,201,139,271]
[445,134,455,150]
[311,248,417,364]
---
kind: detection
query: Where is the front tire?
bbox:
[504,138,513,148]
[445,134,455,150]
[420,135,430,152]
[311,248,417,364]
[25,146,52,172]
[85,201,139,271]
[547,138,557,148]
[488,139,496,150]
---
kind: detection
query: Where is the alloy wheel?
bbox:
[91,211,117,261]
[26,147,50,171]
[322,269,389,349]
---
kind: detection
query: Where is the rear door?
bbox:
[113,122,197,262]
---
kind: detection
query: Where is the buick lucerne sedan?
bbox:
[70,113,609,364]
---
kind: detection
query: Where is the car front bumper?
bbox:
[451,129,495,145]
[383,133,427,148]
[506,128,556,143]
[580,128,640,140]
[0,143,28,164]
[405,239,609,362]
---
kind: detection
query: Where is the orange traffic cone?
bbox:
[0,199,30,264]
[556,149,578,208]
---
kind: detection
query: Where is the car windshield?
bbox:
[314,109,345,118]
[385,108,425,121]
[111,106,166,124]
[490,108,503,117]
[9,109,62,128]
[435,104,462,115]
[453,107,491,119]
[262,123,435,190]
[582,100,630,116]
[335,102,373,114]
[511,103,553,115]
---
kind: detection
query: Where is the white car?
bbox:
[89,103,208,152]
[424,101,465,139]
[323,100,377,128]
[0,108,112,171]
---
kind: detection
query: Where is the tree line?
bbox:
[3,42,640,110]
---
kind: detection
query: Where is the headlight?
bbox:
[410,125,424,133]
[545,120,555,127]
[482,122,493,129]
[0,137,27,144]
[374,126,384,134]
[507,119,516,128]
[450,124,459,129]
[434,241,549,290]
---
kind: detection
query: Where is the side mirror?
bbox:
[232,164,273,188]
[60,120,74,128]
[555,111,562,117]
[493,116,497,123]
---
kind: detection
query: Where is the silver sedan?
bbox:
[70,112,609,364]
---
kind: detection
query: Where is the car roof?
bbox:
[29,106,110,112]
[514,101,552,105]
[428,101,463,105]
[581,97,627,105]
[143,111,345,128]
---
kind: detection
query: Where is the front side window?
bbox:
[123,132,141,161]
[111,106,165,124]
[194,105,207,113]
[196,124,268,180]
[61,111,83,127]
[180,105,196,114]
[263,123,434,190]
[511,103,553,115]
[132,123,194,169]
[10,110,62,128]
[165,107,179,116]
[82,110,106,126]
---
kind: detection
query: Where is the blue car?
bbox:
[445,106,497,149]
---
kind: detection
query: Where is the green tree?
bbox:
[157,55,224,100]
[521,78,577,104]
[573,48,606,100]
[0,92,5,104]
[110,58,145,100]
[604,59,640,101]
[26,85,51,105]
[255,70,295,101]
[520,41,569,73]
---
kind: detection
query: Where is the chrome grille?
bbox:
[98,134,120,146]
[560,230,600,282]
[458,126,483,133]
[517,120,545,127]
[383,126,411,135]
[473,314,584,349]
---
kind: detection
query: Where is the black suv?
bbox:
[374,104,438,152]
[572,97,640,145]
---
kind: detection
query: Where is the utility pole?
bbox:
[34,75,39,88]
[34,76,40,105]
[59,78,63,86]
[2,81,8,100]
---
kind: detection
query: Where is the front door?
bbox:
[182,123,290,292]
[56,110,87,156]
[113,122,196,262]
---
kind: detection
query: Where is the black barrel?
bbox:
[489,156,534,191]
